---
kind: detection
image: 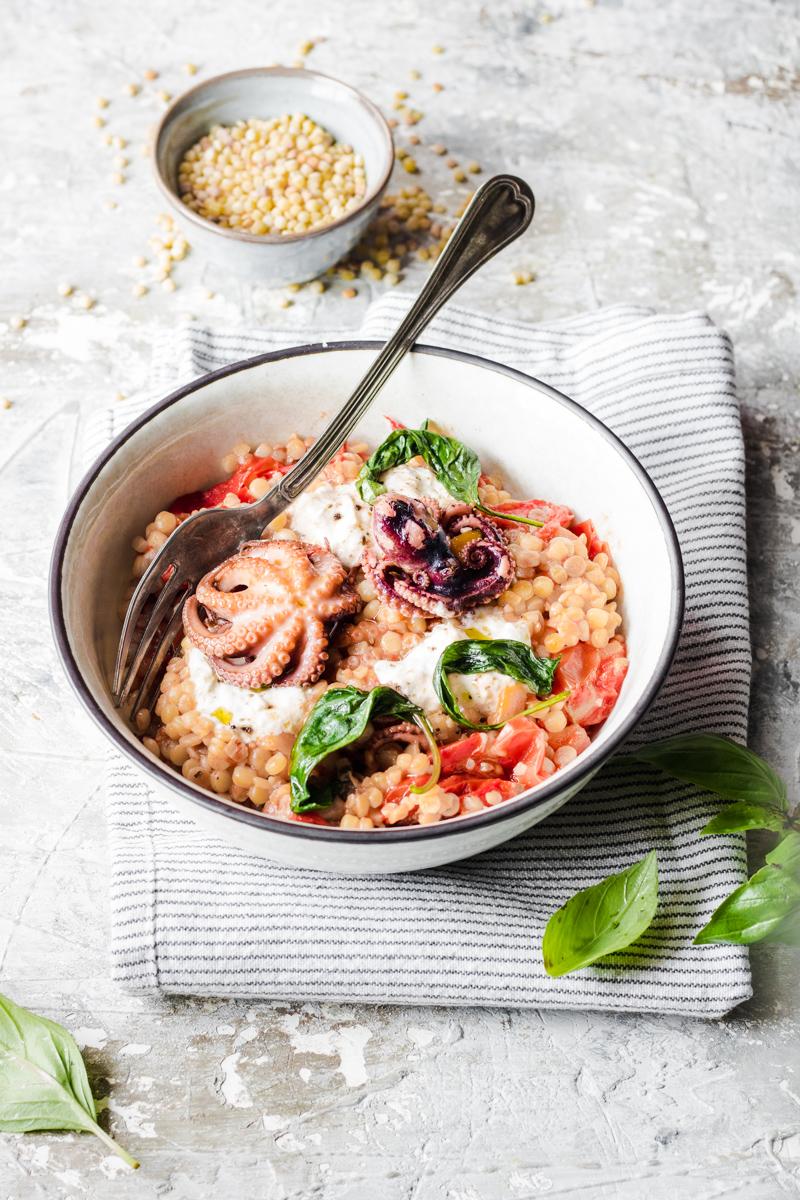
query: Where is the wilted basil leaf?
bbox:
[289,685,440,812]
[356,423,544,527]
[433,638,562,731]
[542,851,658,977]
[0,993,138,1168]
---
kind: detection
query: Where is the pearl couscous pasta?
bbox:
[127,419,628,830]
[178,114,367,236]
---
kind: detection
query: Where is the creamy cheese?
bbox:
[380,463,457,506]
[287,481,372,569]
[374,620,463,712]
[187,648,323,739]
[465,606,531,643]
[373,609,532,718]
[285,466,456,570]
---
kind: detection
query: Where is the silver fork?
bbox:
[113,173,535,715]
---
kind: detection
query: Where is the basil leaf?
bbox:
[289,685,440,812]
[0,993,139,1169]
[632,734,787,809]
[356,427,481,505]
[694,865,800,946]
[356,423,544,527]
[542,851,658,977]
[701,801,787,836]
[434,638,562,731]
[767,831,800,873]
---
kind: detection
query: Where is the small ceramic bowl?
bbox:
[153,68,394,284]
[50,345,684,875]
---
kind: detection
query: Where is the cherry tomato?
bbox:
[571,518,610,560]
[546,725,591,754]
[439,732,492,773]
[169,453,290,516]
[490,499,574,543]
[555,641,628,726]
[489,715,542,767]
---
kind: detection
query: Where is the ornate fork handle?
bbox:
[112,175,534,709]
[258,175,535,508]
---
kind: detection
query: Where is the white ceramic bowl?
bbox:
[153,68,394,284]
[50,345,683,874]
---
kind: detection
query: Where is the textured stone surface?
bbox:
[1,0,798,1196]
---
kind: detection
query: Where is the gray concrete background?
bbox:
[1,0,799,1196]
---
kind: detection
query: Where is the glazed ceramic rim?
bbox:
[153,67,395,246]
[49,342,685,844]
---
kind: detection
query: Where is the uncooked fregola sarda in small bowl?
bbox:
[153,67,394,284]
[50,344,683,875]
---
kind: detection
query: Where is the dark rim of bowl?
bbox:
[49,341,685,844]
[153,67,395,246]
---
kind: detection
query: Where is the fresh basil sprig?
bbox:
[355,423,545,527]
[543,735,800,971]
[542,851,659,976]
[695,827,800,946]
[0,993,139,1169]
[433,638,563,731]
[632,733,799,947]
[289,685,440,813]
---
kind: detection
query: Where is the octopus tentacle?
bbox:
[273,617,329,687]
[182,539,360,688]
[363,493,514,618]
[207,611,307,687]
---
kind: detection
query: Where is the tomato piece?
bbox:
[571,518,610,560]
[556,641,628,727]
[382,782,411,804]
[547,725,591,754]
[490,499,574,543]
[554,643,600,695]
[489,715,540,768]
[510,727,547,788]
[481,716,548,788]
[291,811,335,826]
[589,645,629,725]
[439,733,491,773]
[169,453,290,516]
[437,775,475,795]
[384,415,406,431]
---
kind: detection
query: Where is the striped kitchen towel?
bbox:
[98,301,752,1017]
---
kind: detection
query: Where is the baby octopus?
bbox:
[182,539,360,688]
[363,493,514,618]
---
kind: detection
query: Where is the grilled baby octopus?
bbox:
[183,539,360,688]
[363,493,514,618]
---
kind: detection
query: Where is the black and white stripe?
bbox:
[92,302,751,1017]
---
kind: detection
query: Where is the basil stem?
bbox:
[355,424,545,528]
[289,685,441,813]
[433,638,562,731]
